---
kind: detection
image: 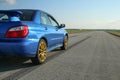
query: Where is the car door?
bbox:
[40,12,59,48]
[47,15,64,45]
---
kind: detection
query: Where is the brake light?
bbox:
[6,25,28,38]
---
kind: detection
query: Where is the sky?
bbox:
[0,0,120,29]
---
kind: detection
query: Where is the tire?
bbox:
[31,39,47,64]
[61,36,68,50]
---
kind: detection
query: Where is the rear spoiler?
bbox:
[0,10,23,21]
[0,10,22,16]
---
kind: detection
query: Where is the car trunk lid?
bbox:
[0,10,23,38]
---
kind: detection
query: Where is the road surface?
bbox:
[1,31,120,80]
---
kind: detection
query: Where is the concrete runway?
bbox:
[1,31,120,80]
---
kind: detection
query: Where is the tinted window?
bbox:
[41,13,51,25]
[0,10,35,21]
[48,15,59,27]
[19,10,35,21]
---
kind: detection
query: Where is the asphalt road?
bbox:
[1,31,120,80]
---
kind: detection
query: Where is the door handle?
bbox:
[56,27,58,31]
[45,27,47,30]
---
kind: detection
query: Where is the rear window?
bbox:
[19,10,36,21]
[0,10,36,22]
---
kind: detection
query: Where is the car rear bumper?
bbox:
[0,39,39,57]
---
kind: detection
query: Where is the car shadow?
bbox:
[0,57,34,72]
[0,49,62,73]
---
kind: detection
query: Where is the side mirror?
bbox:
[59,24,65,28]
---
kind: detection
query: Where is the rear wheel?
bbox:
[31,39,47,64]
[61,36,68,50]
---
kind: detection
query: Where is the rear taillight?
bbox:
[6,25,28,38]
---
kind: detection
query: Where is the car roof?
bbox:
[11,9,51,15]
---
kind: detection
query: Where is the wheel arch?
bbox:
[39,37,48,47]
[65,33,69,39]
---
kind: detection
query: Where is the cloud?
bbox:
[0,0,16,5]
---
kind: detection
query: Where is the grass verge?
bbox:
[66,29,91,34]
[107,30,120,37]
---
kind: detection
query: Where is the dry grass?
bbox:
[107,30,120,36]
[66,29,91,34]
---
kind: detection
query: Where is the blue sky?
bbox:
[0,0,120,29]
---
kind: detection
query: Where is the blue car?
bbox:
[0,9,68,64]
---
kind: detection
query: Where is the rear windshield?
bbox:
[0,10,36,21]
[19,10,36,21]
